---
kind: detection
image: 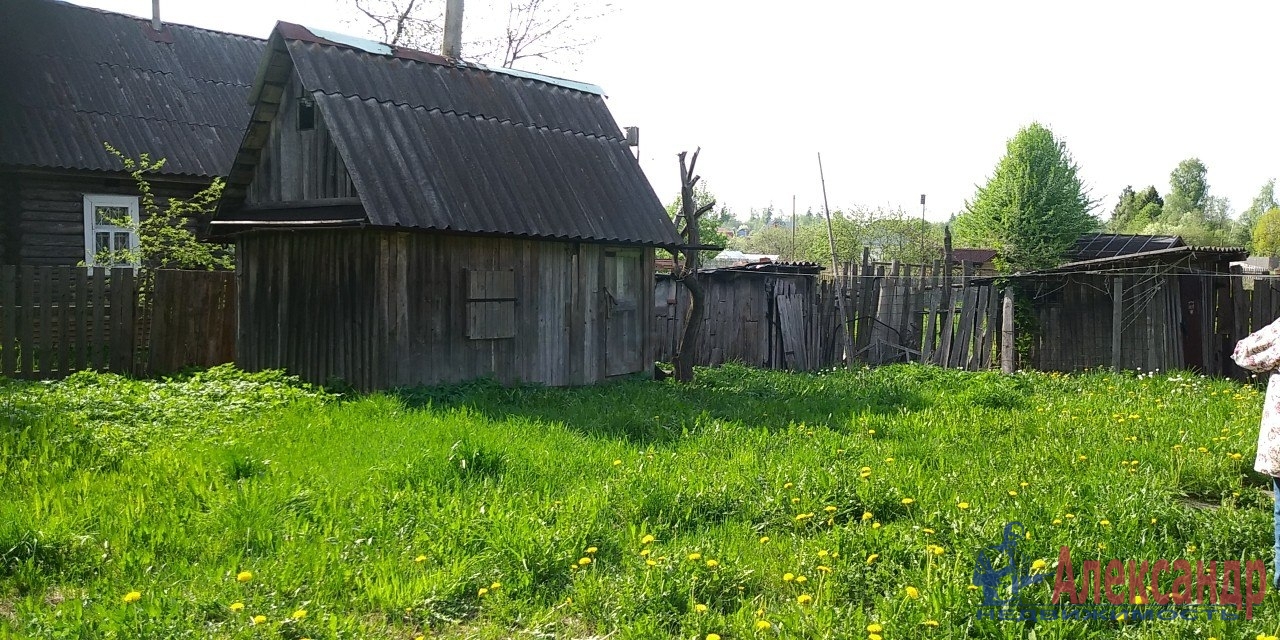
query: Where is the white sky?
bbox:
[71,0,1280,222]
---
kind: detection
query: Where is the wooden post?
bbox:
[936,228,953,366]
[818,152,855,368]
[1111,276,1124,370]
[1001,286,1014,373]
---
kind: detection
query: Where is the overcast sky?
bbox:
[71,0,1280,223]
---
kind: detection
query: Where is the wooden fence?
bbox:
[0,266,236,379]
[654,251,1005,372]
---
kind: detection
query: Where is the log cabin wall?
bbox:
[244,76,356,205]
[0,169,214,266]
[236,228,655,390]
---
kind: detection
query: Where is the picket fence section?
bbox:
[0,266,235,379]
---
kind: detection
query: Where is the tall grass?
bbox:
[0,364,1275,638]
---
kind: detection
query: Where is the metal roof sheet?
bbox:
[0,0,265,176]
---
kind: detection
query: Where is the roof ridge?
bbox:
[50,0,267,43]
[312,90,626,143]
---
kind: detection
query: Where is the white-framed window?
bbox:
[82,194,140,267]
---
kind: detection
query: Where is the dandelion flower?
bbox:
[817,549,829,557]
[236,571,253,583]
[122,591,141,604]
[1064,513,1074,519]
[927,545,945,556]
[252,615,267,625]
[1077,455,1087,461]
[491,582,502,590]
[646,559,657,566]
[795,512,814,521]
[1099,519,1111,527]
[871,522,881,529]
[783,572,795,582]
[870,635,883,640]
[1132,595,1145,605]
[783,482,794,489]
[1031,559,1048,572]
[688,553,702,561]
[861,511,874,521]
[867,623,883,633]
[755,620,772,630]
[884,457,894,463]
[291,609,307,619]
[922,620,939,627]
[905,585,920,599]
[578,557,592,566]
[230,602,245,612]
[797,594,813,605]
[901,498,915,505]
[866,553,879,565]
[640,548,651,556]
[795,575,808,584]
[706,559,719,568]
[957,502,970,510]
[414,555,427,563]
[640,534,656,545]
[791,497,801,504]
[922,528,935,535]
[586,547,598,554]
[817,565,832,573]
[612,459,622,466]
[706,634,721,640]
[1019,482,1029,488]
[1007,490,1018,497]
[479,587,490,596]
[695,603,708,613]
[1052,519,1062,525]
[824,505,837,513]
[759,536,770,544]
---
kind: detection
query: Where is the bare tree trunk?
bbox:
[671,149,714,383]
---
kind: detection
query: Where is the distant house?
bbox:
[0,0,264,266]
[214,23,682,390]
[949,248,998,273]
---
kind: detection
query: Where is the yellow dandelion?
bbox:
[578,557,592,566]
[1132,595,1145,605]
[866,553,879,565]
[1031,559,1048,572]
[922,619,940,627]
[861,510,874,521]
[867,623,884,633]
[755,620,772,630]
[646,559,657,566]
[695,603,708,613]
[884,457,894,462]
[871,522,881,529]
[868,429,876,435]
[1077,455,1087,461]
[817,565,832,573]
[252,615,267,625]
[901,497,915,505]
[905,585,920,599]
[414,555,427,563]
[1052,519,1062,525]
[707,634,721,640]
[1100,519,1111,527]
[586,546,598,554]
[783,572,795,582]
[640,548,651,556]
[783,482,794,489]
[122,591,141,604]
[706,559,719,568]
[797,594,813,605]
[859,469,872,479]
[870,635,883,640]
[1064,513,1074,519]
[795,575,808,584]
[759,536,770,544]
[791,497,802,504]
[957,502,970,510]
[612,459,622,466]
[230,602,245,612]
[640,534,656,544]
[291,609,307,619]
[236,570,253,583]
[1197,447,1208,453]
[478,587,489,597]
[795,512,814,521]
[824,505,837,513]
[922,528,935,534]
[491,581,502,590]
[1019,482,1029,488]
[687,553,702,561]
[1007,490,1018,497]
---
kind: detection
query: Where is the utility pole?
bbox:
[920,194,927,262]
[791,194,796,260]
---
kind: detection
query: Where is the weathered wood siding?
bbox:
[244,76,356,205]
[0,169,212,266]
[237,229,654,389]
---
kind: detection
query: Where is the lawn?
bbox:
[1,363,1277,639]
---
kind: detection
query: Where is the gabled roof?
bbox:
[0,0,265,177]
[1065,233,1185,262]
[221,23,682,247]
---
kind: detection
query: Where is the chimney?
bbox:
[151,0,161,31]
[442,0,463,59]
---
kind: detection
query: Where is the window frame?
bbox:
[82,194,140,267]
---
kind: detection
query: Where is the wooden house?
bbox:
[213,23,683,390]
[0,0,263,266]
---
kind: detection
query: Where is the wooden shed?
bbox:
[653,262,830,371]
[0,0,263,267]
[213,24,682,390]
[1010,236,1246,375]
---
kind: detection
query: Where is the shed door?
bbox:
[605,249,643,376]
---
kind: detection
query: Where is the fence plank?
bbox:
[109,268,135,374]
[57,268,72,375]
[19,266,34,376]
[0,266,15,377]
[37,266,54,375]
[73,269,88,371]
[91,268,107,370]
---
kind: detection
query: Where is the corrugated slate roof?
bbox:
[224,24,681,247]
[1065,233,1185,262]
[0,0,264,176]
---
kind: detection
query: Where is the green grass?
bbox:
[1,363,1277,638]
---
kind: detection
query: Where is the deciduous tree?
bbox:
[1252,208,1280,257]
[953,123,1099,272]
